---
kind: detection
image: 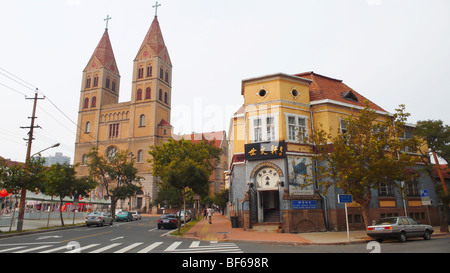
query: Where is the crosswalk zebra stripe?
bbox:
[114,242,143,253]
[137,242,163,253]
[39,245,69,253]
[164,241,182,251]
[14,245,52,253]
[0,246,27,253]
[65,244,99,253]
[89,243,122,253]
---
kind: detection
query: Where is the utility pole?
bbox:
[17,90,44,231]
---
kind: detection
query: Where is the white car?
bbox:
[130,210,142,220]
[176,210,191,222]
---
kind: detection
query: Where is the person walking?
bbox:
[207,207,213,224]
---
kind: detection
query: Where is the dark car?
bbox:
[116,211,133,222]
[367,216,434,242]
[157,213,178,229]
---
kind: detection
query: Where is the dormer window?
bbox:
[342,90,358,102]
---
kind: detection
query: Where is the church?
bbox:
[74,13,172,212]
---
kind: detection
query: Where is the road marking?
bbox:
[0,246,27,253]
[114,242,143,253]
[65,244,99,253]
[39,245,69,253]
[14,245,52,253]
[164,241,182,251]
[137,242,163,253]
[90,243,122,253]
[37,235,62,240]
[110,236,124,241]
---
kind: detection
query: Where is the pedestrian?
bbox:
[203,209,207,219]
[207,207,212,224]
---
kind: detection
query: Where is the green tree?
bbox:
[213,188,229,215]
[148,138,222,232]
[415,119,449,232]
[43,163,96,226]
[309,103,420,228]
[0,156,47,231]
[86,147,142,218]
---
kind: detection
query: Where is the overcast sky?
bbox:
[1,0,449,163]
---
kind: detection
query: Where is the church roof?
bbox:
[137,16,167,58]
[295,71,386,112]
[85,29,118,72]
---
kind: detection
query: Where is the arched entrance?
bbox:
[250,162,284,223]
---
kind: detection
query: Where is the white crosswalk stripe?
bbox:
[0,240,243,253]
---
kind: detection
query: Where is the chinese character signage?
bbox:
[292,200,317,209]
[244,141,287,161]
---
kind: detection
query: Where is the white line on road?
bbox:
[114,242,144,253]
[137,242,163,253]
[164,241,182,251]
[90,243,122,253]
[14,245,52,253]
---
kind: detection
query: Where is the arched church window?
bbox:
[164,92,168,104]
[139,114,145,127]
[145,87,151,99]
[84,98,89,109]
[91,96,96,107]
[137,150,143,163]
[137,89,142,100]
[159,89,162,100]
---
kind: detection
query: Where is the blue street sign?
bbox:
[338,194,353,204]
[292,200,317,209]
[420,189,429,198]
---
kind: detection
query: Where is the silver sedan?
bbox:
[367,216,433,242]
[85,211,114,227]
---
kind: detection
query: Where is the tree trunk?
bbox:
[440,198,449,233]
[359,201,371,229]
[59,199,65,227]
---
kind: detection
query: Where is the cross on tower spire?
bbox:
[104,15,112,30]
[152,1,161,17]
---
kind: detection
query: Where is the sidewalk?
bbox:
[183,214,448,245]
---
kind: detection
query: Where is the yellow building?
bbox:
[228,72,440,232]
[74,16,172,212]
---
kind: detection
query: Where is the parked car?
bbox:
[176,210,191,222]
[116,211,133,222]
[367,216,434,242]
[85,211,113,227]
[130,210,142,220]
[157,213,178,229]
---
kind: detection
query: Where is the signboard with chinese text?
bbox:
[292,200,317,209]
[244,141,286,161]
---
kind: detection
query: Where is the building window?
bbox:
[105,78,110,89]
[145,88,151,99]
[286,114,307,142]
[91,96,96,108]
[137,150,143,163]
[81,154,87,165]
[160,67,164,79]
[159,89,162,100]
[399,130,413,153]
[147,65,152,77]
[85,121,91,133]
[84,98,89,109]
[339,119,348,135]
[109,123,120,139]
[139,114,145,127]
[85,77,91,89]
[93,76,98,87]
[406,178,420,197]
[378,182,395,196]
[165,71,169,82]
[137,89,142,100]
[138,67,144,79]
[112,80,116,92]
[250,114,278,143]
[164,92,168,104]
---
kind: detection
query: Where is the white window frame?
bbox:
[249,114,279,143]
[285,113,308,142]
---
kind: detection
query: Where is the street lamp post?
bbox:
[16,143,60,231]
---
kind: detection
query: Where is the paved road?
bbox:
[0,216,448,254]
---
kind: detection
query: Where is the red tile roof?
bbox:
[89,29,117,69]
[173,131,226,148]
[138,16,167,57]
[295,71,386,112]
